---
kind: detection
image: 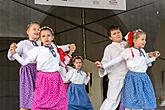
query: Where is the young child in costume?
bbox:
[10,26,69,110]
[95,25,128,110]
[8,22,74,110]
[7,22,40,110]
[64,56,93,110]
[96,29,160,110]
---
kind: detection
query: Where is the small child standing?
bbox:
[10,26,68,110]
[64,56,93,110]
[95,26,128,110]
[96,29,160,110]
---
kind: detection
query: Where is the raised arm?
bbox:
[57,44,70,52]
[63,46,75,65]
[56,43,76,52]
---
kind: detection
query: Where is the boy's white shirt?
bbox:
[99,41,128,79]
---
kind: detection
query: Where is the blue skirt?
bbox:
[122,71,157,109]
[67,83,93,110]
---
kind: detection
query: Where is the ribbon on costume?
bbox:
[57,48,72,66]
[127,31,133,47]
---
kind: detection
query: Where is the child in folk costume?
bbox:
[96,29,160,110]
[10,26,69,110]
[8,22,74,110]
[95,26,128,110]
[7,22,40,110]
[64,56,93,110]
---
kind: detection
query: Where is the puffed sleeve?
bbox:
[84,73,90,85]
[64,54,72,65]
[63,69,74,83]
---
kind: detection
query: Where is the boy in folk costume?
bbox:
[95,26,128,110]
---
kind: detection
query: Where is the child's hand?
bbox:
[154,51,160,58]
[9,43,17,54]
[87,72,91,76]
[68,50,74,55]
[10,42,17,49]
[148,51,155,57]
[69,44,76,53]
[148,51,160,58]
[95,61,103,69]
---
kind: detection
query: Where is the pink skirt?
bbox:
[32,71,68,110]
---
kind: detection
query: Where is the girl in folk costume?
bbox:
[8,22,74,110]
[96,29,160,110]
[10,26,69,110]
[64,56,93,110]
[7,22,40,110]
